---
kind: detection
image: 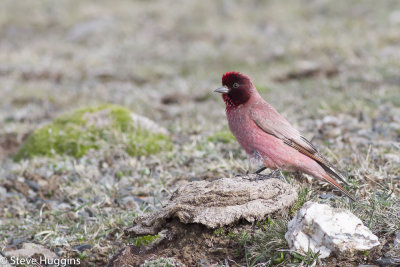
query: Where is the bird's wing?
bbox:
[250,101,350,187]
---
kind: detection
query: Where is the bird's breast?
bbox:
[226,106,262,153]
[226,105,291,169]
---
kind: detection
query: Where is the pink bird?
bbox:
[214,71,355,201]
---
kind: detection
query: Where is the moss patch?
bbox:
[14,104,171,160]
[207,130,236,144]
[132,235,159,247]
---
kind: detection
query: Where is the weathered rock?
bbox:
[126,174,298,236]
[285,201,380,258]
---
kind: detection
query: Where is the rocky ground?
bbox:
[0,0,399,266]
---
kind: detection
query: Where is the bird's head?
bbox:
[214,72,257,107]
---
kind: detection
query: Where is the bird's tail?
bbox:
[321,173,356,202]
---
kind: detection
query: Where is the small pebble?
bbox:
[0,186,7,201]
[319,193,335,199]
[73,244,92,252]
[394,231,400,246]
[25,180,40,192]
[8,238,26,248]
[376,257,400,266]
[77,210,90,218]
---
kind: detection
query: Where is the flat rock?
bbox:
[285,201,380,258]
[126,174,298,236]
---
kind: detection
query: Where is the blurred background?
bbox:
[1,0,399,132]
[0,0,399,265]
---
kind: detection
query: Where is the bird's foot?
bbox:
[253,166,266,174]
[254,169,284,180]
[267,169,283,179]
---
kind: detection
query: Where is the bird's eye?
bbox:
[233,83,239,88]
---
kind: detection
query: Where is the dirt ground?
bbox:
[109,220,241,266]
[0,0,399,266]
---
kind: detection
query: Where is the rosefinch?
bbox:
[215,71,355,201]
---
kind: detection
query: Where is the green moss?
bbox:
[126,132,172,157]
[14,104,171,160]
[133,234,159,247]
[213,227,226,236]
[207,130,236,144]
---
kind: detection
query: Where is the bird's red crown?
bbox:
[222,71,250,86]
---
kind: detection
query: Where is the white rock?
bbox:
[285,201,380,258]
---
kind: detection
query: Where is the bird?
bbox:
[214,71,355,201]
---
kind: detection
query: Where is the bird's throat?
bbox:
[222,94,235,109]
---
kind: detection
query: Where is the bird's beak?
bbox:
[214,86,229,94]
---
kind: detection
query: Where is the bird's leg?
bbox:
[253,166,266,174]
[266,168,284,179]
[253,168,283,180]
[269,169,287,182]
[277,169,285,180]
